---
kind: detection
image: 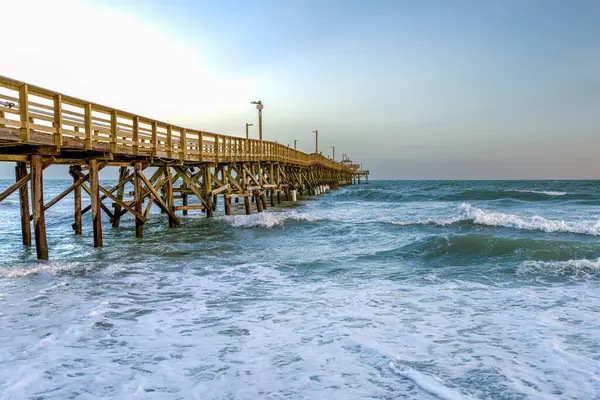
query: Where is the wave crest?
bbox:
[394,204,600,236]
[0,262,85,278]
[225,211,321,228]
[518,258,600,277]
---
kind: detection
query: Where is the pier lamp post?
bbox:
[251,101,263,157]
[245,123,253,139]
[331,146,335,161]
[312,129,318,154]
[294,139,299,150]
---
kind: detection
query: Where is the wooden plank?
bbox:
[132,116,139,155]
[30,154,48,259]
[166,125,172,158]
[242,164,260,186]
[143,195,154,218]
[151,121,158,156]
[0,154,27,162]
[44,171,88,212]
[226,170,244,192]
[180,128,186,160]
[53,94,63,145]
[173,167,208,208]
[136,168,180,226]
[99,183,146,223]
[19,84,30,141]
[84,103,92,149]
[211,183,230,196]
[81,169,131,216]
[110,110,117,153]
[174,204,205,211]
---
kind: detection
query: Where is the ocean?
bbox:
[0,179,599,399]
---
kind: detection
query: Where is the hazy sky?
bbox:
[2,0,599,179]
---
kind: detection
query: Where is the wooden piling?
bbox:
[224,166,231,216]
[88,159,103,247]
[15,162,31,246]
[256,190,263,213]
[112,166,127,228]
[134,161,143,237]
[30,155,48,260]
[166,167,177,228]
[205,165,213,218]
[242,166,251,215]
[72,165,83,234]
[182,182,188,216]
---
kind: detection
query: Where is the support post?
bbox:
[73,165,82,234]
[16,162,31,246]
[205,166,213,218]
[89,159,103,247]
[19,85,30,142]
[182,182,188,216]
[261,191,268,211]
[166,167,177,228]
[256,190,263,213]
[243,165,251,215]
[30,155,48,259]
[134,161,143,237]
[224,166,231,216]
[112,166,127,228]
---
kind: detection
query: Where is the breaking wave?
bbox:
[339,186,589,203]
[389,362,472,400]
[0,262,87,278]
[438,189,586,202]
[401,234,600,261]
[225,211,321,228]
[517,258,600,277]
[394,203,600,236]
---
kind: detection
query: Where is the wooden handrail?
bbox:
[0,75,350,171]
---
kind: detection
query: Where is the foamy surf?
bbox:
[389,362,472,400]
[224,211,321,228]
[518,258,600,277]
[513,189,568,196]
[393,203,600,236]
[0,262,84,278]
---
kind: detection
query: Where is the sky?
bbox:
[1,0,599,179]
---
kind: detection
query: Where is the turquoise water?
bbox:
[1,180,599,399]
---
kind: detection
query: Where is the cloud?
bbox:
[2,0,258,130]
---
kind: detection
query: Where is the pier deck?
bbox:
[0,76,367,259]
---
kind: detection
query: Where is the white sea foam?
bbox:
[225,211,321,228]
[518,258,600,277]
[0,262,84,278]
[389,362,472,400]
[459,203,600,235]
[513,189,568,196]
[393,203,600,235]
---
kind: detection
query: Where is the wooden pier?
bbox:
[0,76,365,260]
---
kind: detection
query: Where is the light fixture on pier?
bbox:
[245,123,253,139]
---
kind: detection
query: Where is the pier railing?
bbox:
[0,76,343,170]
